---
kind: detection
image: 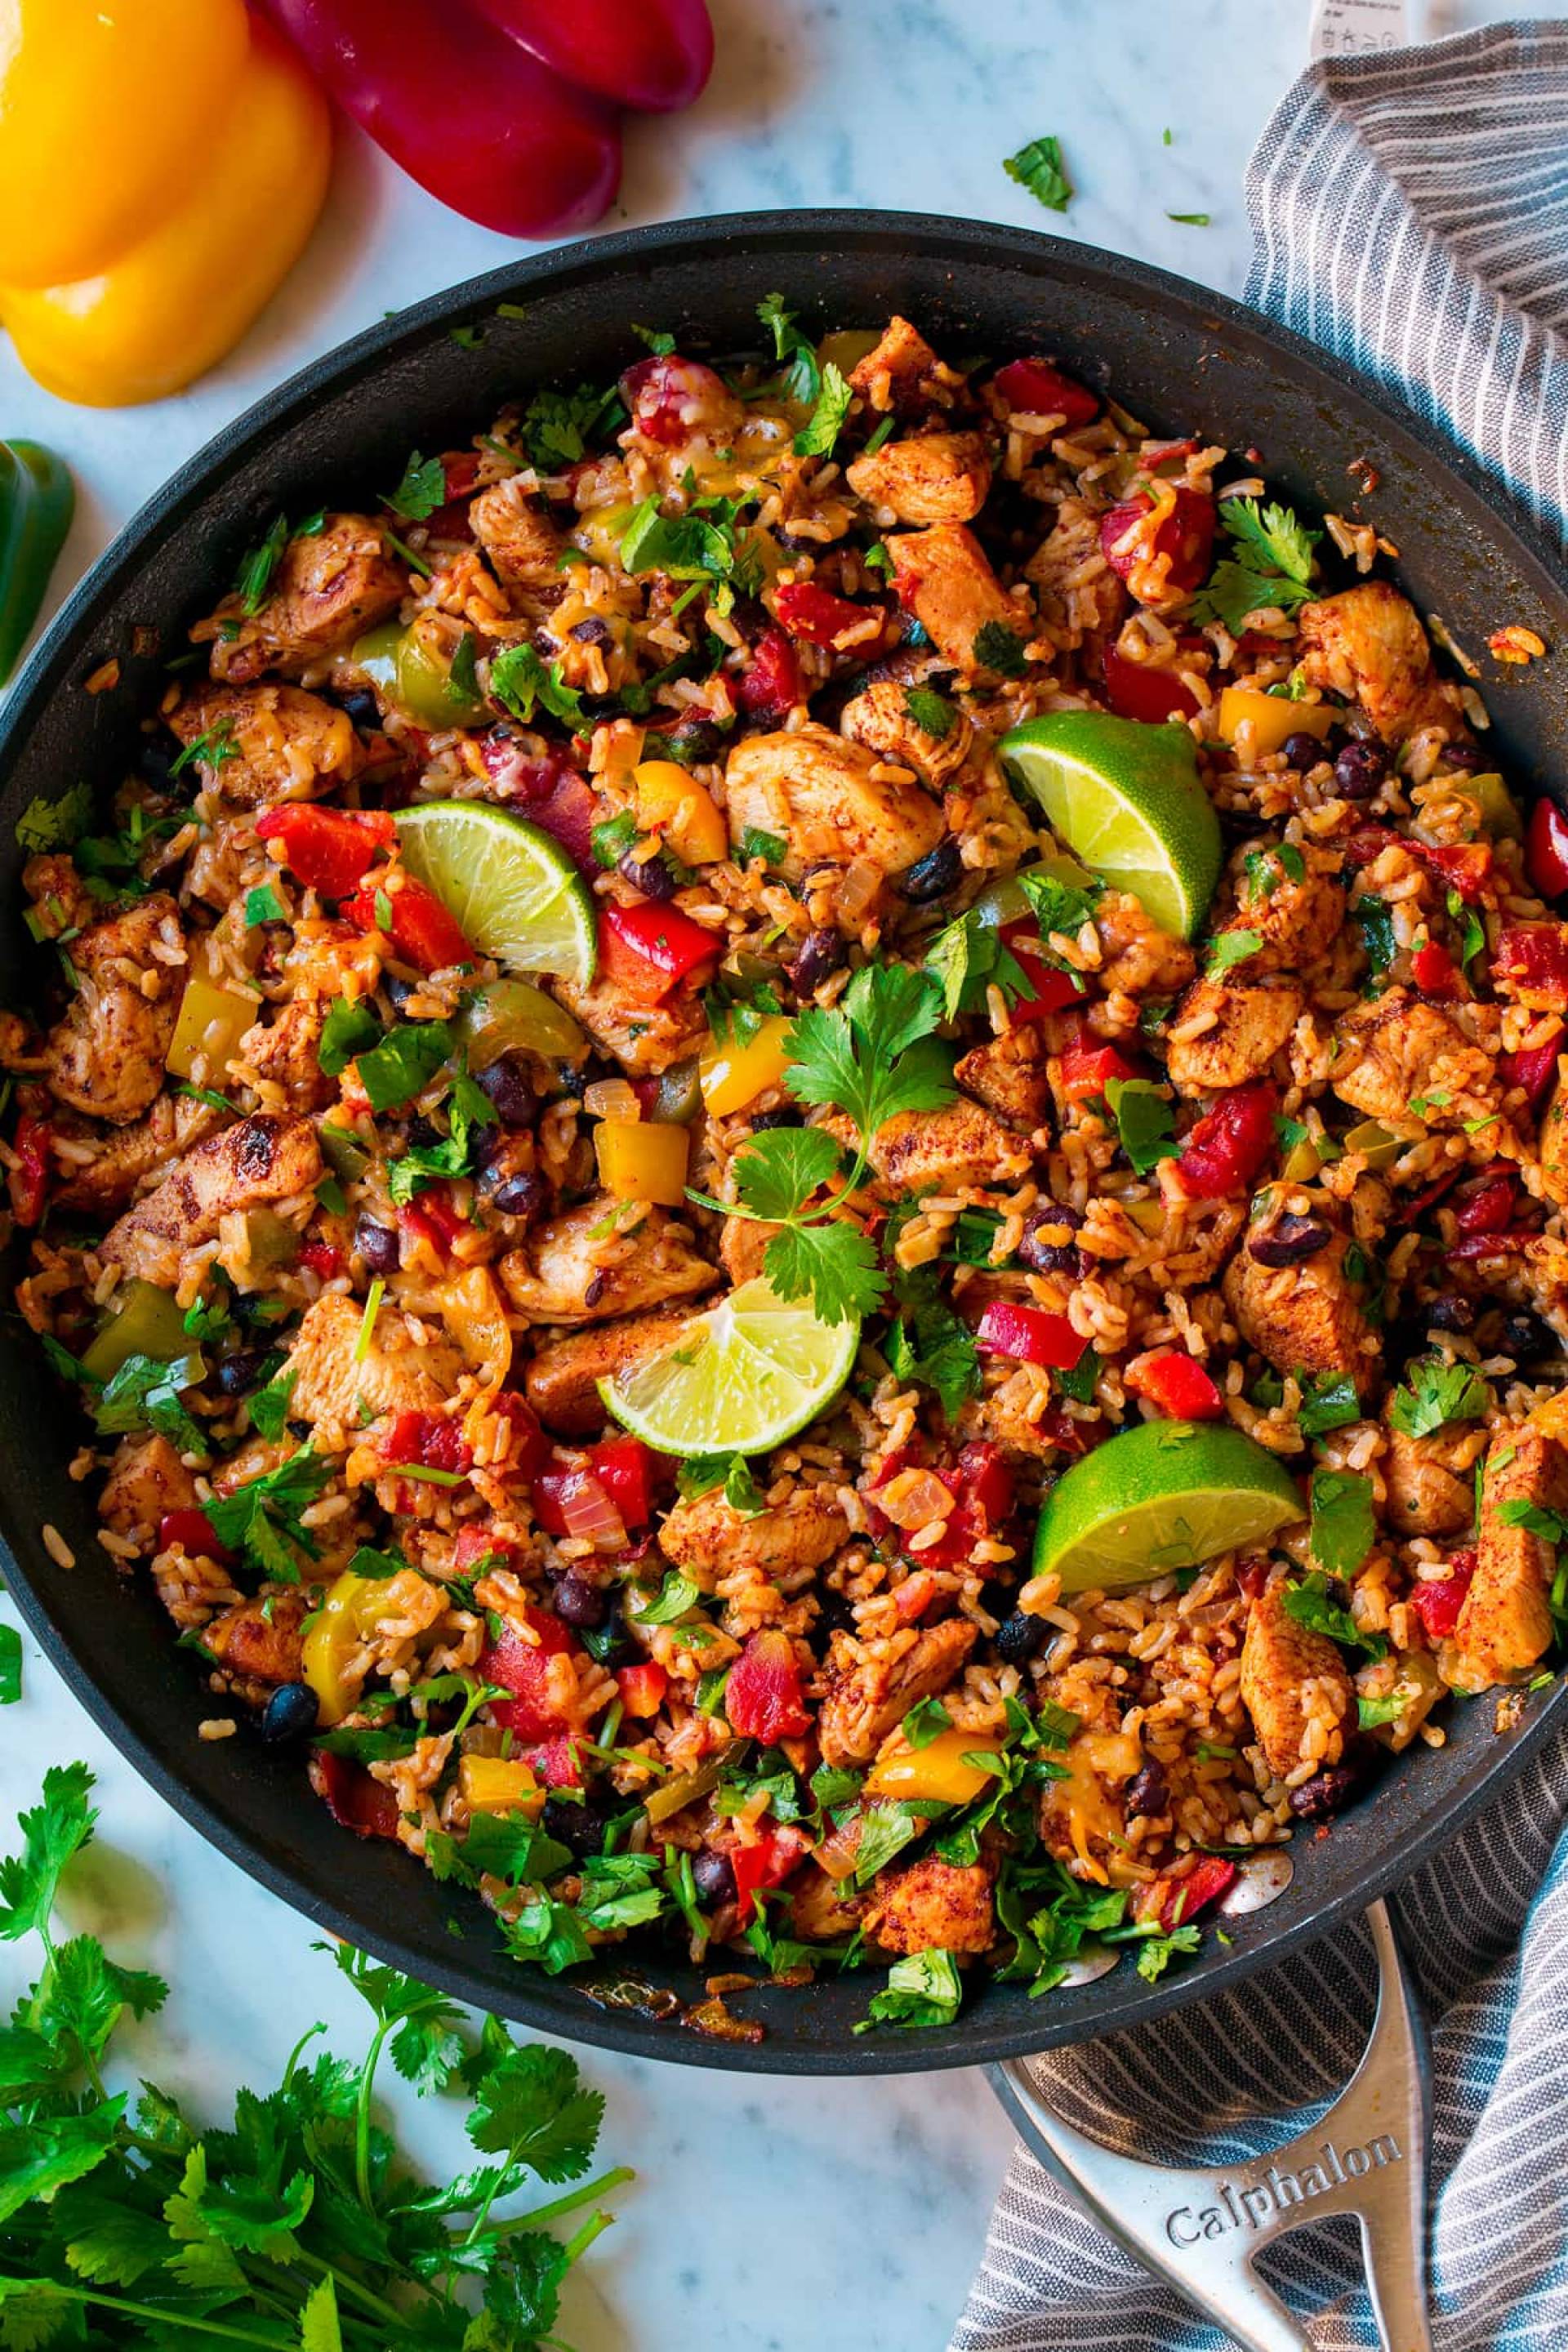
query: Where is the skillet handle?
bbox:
[987,1899,1432,2352]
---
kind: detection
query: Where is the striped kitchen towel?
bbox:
[954,27,1568,2351]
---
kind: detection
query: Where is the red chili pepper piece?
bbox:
[1101,640,1200,724]
[468,0,714,109]
[158,1508,229,1561]
[991,356,1100,425]
[8,1111,51,1227]
[619,354,738,446]
[599,899,720,1002]
[729,1824,808,1924]
[736,626,804,724]
[773,579,873,648]
[255,804,394,898]
[1408,1549,1476,1642]
[314,1749,401,1840]
[1500,1023,1565,1107]
[1411,940,1460,1000]
[975,1299,1088,1371]
[1528,798,1568,900]
[1099,488,1215,600]
[480,1606,581,1740]
[1125,1350,1224,1420]
[1494,922,1568,1009]
[1133,1855,1237,1932]
[343,874,472,973]
[724,1628,812,1743]
[1174,1080,1278,1200]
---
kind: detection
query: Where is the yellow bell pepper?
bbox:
[1450,770,1524,843]
[0,15,331,407]
[459,1755,545,1819]
[634,760,729,866]
[165,973,260,1085]
[1342,1117,1404,1171]
[700,1013,794,1117]
[1216,688,1336,755]
[594,1119,690,1206]
[865,1729,1002,1806]
[303,1569,423,1726]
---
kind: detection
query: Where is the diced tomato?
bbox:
[531,1463,616,1541]
[344,874,473,973]
[1418,840,1491,904]
[1409,1549,1475,1642]
[385,1409,473,1477]
[955,1439,1014,1527]
[523,1734,585,1788]
[1494,922,1568,1010]
[1060,1040,1138,1102]
[1454,1172,1517,1235]
[975,1299,1088,1371]
[1134,1855,1237,1931]
[991,356,1100,425]
[1125,1350,1224,1420]
[396,1187,469,1263]
[1501,1024,1565,1107]
[314,1751,401,1840]
[1173,1081,1277,1200]
[1235,1557,1270,1601]
[480,1605,580,1740]
[8,1112,51,1227]
[867,1441,1014,1575]
[1003,926,1087,1020]
[1411,940,1460,999]
[620,354,735,446]
[1099,488,1215,601]
[1528,799,1568,901]
[1102,640,1200,724]
[724,1628,811,1743]
[256,804,394,898]
[158,1508,229,1561]
[599,900,720,1003]
[773,580,873,648]
[488,1393,553,1482]
[728,1824,808,1924]
[1341,824,1397,871]
[299,1238,342,1279]
[616,1660,668,1717]
[736,626,804,724]
[442,452,480,501]
[453,1522,525,1574]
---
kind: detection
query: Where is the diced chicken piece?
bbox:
[1094,889,1196,999]
[819,1618,977,1766]
[848,314,953,412]
[658,1486,849,1583]
[1241,1576,1353,1779]
[21,853,93,936]
[1165,978,1303,1097]
[53,1093,222,1214]
[1296,582,1459,744]
[845,430,991,524]
[1381,1421,1476,1538]
[286,1292,463,1446]
[953,1026,1055,1129]
[885,525,1033,674]
[99,1433,199,1541]
[822,1098,1032,1194]
[1330,989,1498,1129]
[1449,1426,1568,1690]
[183,811,261,911]
[102,1113,322,1289]
[724,723,945,880]
[501,1200,719,1328]
[523,1307,702,1437]
[217,513,404,679]
[44,893,185,1126]
[1024,496,1125,639]
[1221,858,1347,975]
[788,1864,865,1943]
[1541,1074,1568,1207]
[1223,1222,1378,1397]
[719,1215,777,1285]
[469,476,566,590]
[167,681,361,808]
[838,678,973,789]
[205,1589,310,1686]
[237,998,335,1112]
[552,969,709,1076]
[863,1856,994,1958]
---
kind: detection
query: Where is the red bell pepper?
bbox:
[599,900,720,1002]
[314,1750,401,1840]
[1099,488,1215,601]
[469,0,712,109]
[955,1439,1013,1526]
[158,1508,229,1561]
[535,1437,653,1535]
[1102,640,1200,724]
[523,1734,585,1788]
[1408,1549,1475,1642]
[299,1238,342,1280]
[1133,1855,1236,1931]
[736,626,804,724]
[480,737,599,873]
[1450,1227,1535,1260]
[1494,922,1568,1009]
[1501,1024,1565,1107]
[1004,928,1086,1021]
[1125,1350,1224,1420]
[1411,940,1460,999]
[620,354,738,447]
[480,1606,581,1740]
[724,1628,811,1743]
[255,804,394,898]
[385,1408,472,1477]
[453,1521,526,1575]
[773,580,874,648]
[1060,1038,1138,1102]
[1528,798,1568,901]
[729,1824,808,1923]
[256,0,621,239]
[8,1112,51,1227]
[975,1299,1088,1371]
[991,357,1099,426]
[1173,1081,1277,1200]
[616,1659,668,1717]
[344,874,473,973]
[396,1187,469,1263]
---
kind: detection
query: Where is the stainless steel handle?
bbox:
[988,1900,1432,2352]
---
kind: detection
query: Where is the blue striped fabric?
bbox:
[955,28,1568,2348]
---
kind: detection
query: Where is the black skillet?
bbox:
[1,212,1563,2076]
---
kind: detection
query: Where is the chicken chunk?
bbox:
[1241,1576,1353,1779]
[1449,1426,1568,1690]
[1381,1421,1476,1537]
[53,1093,221,1214]
[1165,978,1303,1097]
[1221,858,1347,975]
[168,682,360,808]
[99,1433,199,1542]
[469,476,566,590]
[1094,889,1196,1000]
[102,1113,322,1289]
[823,1098,1033,1194]
[286,1292,463,1447]
[724,724,945,880]
[1330,988,1498,1129]
[205,1589,310,1686]
[1023,495,1125,639]
[885,526,1032,674]
[1297,582,1459,744]
[953,1026,1055,1130]
[523,1307,705,1436]
[236,997,336,1112]
[217,513,404,679]
[45,893,185,1126]
[657,1486,849,1583]
[501,1200,719,1327]
[1541,1072,1568,1208]
[863,1857,994,1958]
[838,678,973,789]
[719,1215,777,1286]
[845,430,991,524]
[21,853,93,936]
[1223,1221,1378,1396]
[552,970,710,1077]
[819,1618,978,1766]
[848,314,954,413]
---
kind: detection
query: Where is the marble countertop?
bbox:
[0,2,1526,2344]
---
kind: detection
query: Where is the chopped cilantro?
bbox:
[972,618,1031,675]
[1388,1358,1490,1439]
[384,451,448,521]
[1004,133,1073,214]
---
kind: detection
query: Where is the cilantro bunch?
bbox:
[0,1765,628,2351]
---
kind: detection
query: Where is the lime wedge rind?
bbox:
[1033,1419,1303,1596]
[599,1277,860,1458]
[395,800,597,987]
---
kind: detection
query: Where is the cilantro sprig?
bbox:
[1190,497,1320,632]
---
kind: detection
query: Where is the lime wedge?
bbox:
[1000,711,1223,939]
[598,1277,860,1458]
[1033,1419,1303,1595]
[395,801,596,987]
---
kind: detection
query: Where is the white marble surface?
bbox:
[0,2,1533,2345]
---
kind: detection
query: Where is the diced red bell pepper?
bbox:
[1125,1350,1224,1420]
[1173,1081,1278,1200]
[298,1238,343,1280]
[1060,1039,1138,1102]
[991,357,1100,426]
[599,899,720,1003]
[1527,798,1568,900]
[620,354,737,446]
[8,1112,51,1227]
[1102,640,1200,724]
[396,1187,469,1263]
[158,1508,229,1561]
[523,1734,585,1788]
[344,874,473,973]
[531,1464,617,1542]
[1408,1549,1475,1642]
[956,1439,1015,1527]
[584,1437,653,1528]
[1494,922,1568,1009]
[729,1824,808,1923]
[724,1628,812,1744]
[1501,1024,1565,1107]
[1454,1170,1518,1235]
[479,737,599,873]
[314,1750,401,1840]
[1411,940,1460,1000]
[487,1393,553,1483]
[616,1659,668,1717]
[975,1299,1088,1371]
[385,1409,473,1477]
[453,1522,526,1575]
[773,580,874,648]
[1003,927,1087,1021]
[255,804,394,898]
[736,626,804,724]
[480,1605,581,1740]
[1099,488,1215,601]
[1133,1855,1236,1932]
[469,0,714,111]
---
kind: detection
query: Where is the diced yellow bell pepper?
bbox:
[80,1277,191,1383]
[1216,688,1335,755]
[0,18,331,408]
[594,1119,689,1206]
[634,760,729,866]
[1450,770,1523,843]
[817,329,882,377]
[1281,1137,1322,1183]
[572,502,641,569]
[865,1729,1003,1806]
[165,973,260,1085]
[700,1013,794,1118]
[1342,1118,1403,1171]
[459,1755,545,1819]
[302,1569,416,1726]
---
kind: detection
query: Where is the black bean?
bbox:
[788,928,845,996]
[750,1106,803,1132]
[489,1171,547,1220]
[136,738,178,790]
[553,1571,608,1629]
[1333,741,1388,800]
[214,1345,276,1398]
[669,718,721,763]
[1246,1214,1332,1268]
[542,1790,612,1858]
[570,616,613,647]
[1125,1759,1169,1819]
[353,1216,400,1274]
[619,848,675,901]
[405,1114,442,1152]
[994,1609,1049,1664]
[555,1060,590,1099]
[1287,1765,1361,1820]
[384,974,420,1013]
[1437,739,1487,775]
[1281,731,1330,771]
[341,688,382,732]
[1427,1293,1475,1334]
[1019,1204,1085,1278]
[261,1682,319,1744]
[899,836,963,904]
[692,1849,737,1908]
[1500,1311,1553,1361]
[476,1053,537,1128]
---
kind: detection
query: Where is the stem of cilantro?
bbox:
[352,2014,394,2208]
[474,2162,636,2243]
[29,2287,301,2346]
